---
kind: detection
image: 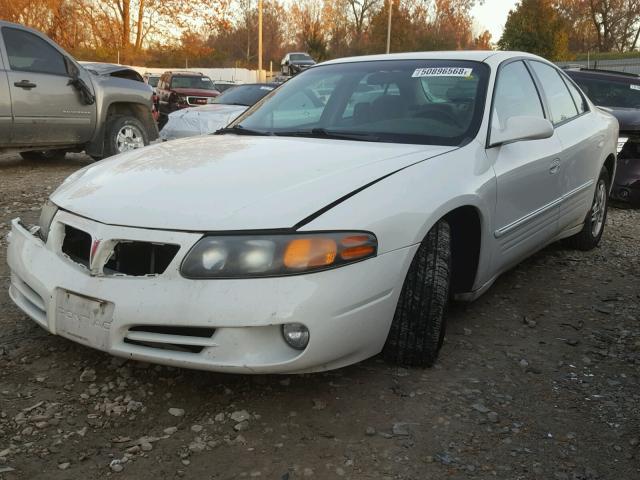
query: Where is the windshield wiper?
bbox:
[275,128,381,142]
[215,125,272,136]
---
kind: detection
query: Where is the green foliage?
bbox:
[498,0,570,61]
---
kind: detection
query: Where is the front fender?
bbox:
[300,142,496,291]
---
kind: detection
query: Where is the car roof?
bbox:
[564,67,640,81]
[320,51,546,67]
[231,83,279,88]
[166,71,205,76]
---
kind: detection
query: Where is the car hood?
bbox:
[172,88,219,97]
[51,135,455,231]
[160,105,248,141]
[598,106,640,132]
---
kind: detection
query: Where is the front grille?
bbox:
[104,242,179,276]
[187,96,209,105]
[124,325,217,354]
[61,224,179,276]
[61,225,91,268]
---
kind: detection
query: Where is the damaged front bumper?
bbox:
[6,211,414,373]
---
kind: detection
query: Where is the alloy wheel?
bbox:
[591,180,607,237]
[116,125,145,153]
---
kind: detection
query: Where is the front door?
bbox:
[0,26,96,146]
[487,60,563,272]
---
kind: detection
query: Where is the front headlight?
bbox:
[38,200,58,242]
[180,232,377,279]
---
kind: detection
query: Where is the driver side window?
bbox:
[2,27,67,76]
[492,61,545,132]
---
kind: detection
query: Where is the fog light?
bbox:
[619,188,630,199]
[282,323,310,350]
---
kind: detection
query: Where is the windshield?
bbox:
[171,75,216,90]
[231,60,489,146]
[214,84,276,106]
[146,76,159,87]
[571,75,640,108]
[291,53,313,62]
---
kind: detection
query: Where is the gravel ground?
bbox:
[0,153,638,480]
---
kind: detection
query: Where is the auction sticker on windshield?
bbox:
[412,67,473,78]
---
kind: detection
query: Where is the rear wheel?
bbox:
[383,220,452,367]
[564,166,610,251]
[19,149,67,161]
[104,115,149,157]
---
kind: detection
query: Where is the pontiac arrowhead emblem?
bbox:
[89,238,102,274]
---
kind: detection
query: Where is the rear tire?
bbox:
[564,166,610,251]
[104,115,149,157]
[383,220,452,367]
[19,149,67,161]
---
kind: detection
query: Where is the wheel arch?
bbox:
[443,205,483,295]
[603,153,615,188]
[86,101,159,158]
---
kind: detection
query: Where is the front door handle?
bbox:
[14,80,37,90]
[549,159,560,175]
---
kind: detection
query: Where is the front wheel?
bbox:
[564,166,610,251]
[104,115,149,157]
[383,220,452,367]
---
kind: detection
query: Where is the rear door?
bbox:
[0,42,11,143]
[487,60,563,272]
[0,26,96,146]
[528,61,602,231]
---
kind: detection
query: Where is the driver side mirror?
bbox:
[489,116,554,147]
[64,56,80,79]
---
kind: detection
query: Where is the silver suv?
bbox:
[0,21,158,160]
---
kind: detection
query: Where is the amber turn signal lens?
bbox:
[284,238,338,269]
[340,235,376,260]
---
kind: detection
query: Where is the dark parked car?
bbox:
[281,52,316,76]
[156,71,220,126]
[566,67,640,205]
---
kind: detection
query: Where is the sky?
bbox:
[471,0,518,41]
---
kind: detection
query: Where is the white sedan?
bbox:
[159,83,277,141]
[7,51,617,373]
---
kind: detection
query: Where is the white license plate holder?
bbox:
[56,290,114,350]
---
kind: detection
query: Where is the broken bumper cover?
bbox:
[6,212,415,373]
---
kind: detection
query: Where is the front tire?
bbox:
[564,166,610,251]
[383,220,452,367]
[104,115,149,157]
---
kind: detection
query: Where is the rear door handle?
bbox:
[549,159,560,175]
[14,80,37,89]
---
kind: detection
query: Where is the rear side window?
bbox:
[2,27,67,76]
[562,76,588,114]
[529,61,578,124]
[492,61,545,131]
